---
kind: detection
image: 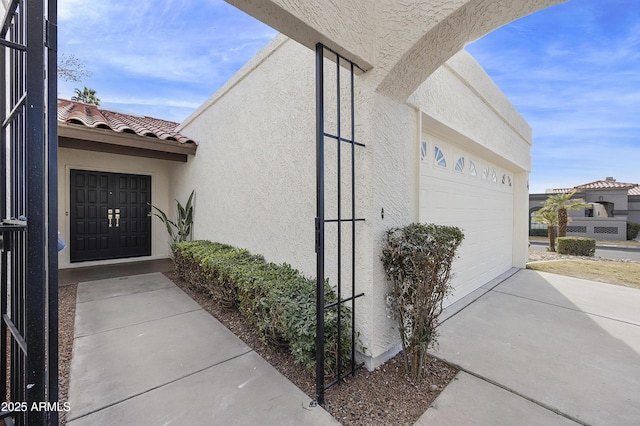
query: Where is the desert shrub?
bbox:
[557,237,595,256]
[627,222,640,240]
[529,228,548,237]
[381,223,464,379]
[173,241,354,375]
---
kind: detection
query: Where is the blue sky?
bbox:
[58,0,639,194]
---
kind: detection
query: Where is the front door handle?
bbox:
[107,209,113,228]
[115,209,120,227]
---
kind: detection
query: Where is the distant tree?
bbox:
[58,53,90,82]
[543,191,589,237]
[533,207,558,252]
[71,86,100,106]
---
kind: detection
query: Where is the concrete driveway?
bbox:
[418,269,640,426]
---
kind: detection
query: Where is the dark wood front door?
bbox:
[70,169,152,262]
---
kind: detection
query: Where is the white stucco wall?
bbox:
[409,50,532,273]
[175,35,318,277]
[175,34,531,369]
[58,147,173,268]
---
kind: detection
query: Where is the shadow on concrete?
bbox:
[59,258,174,286]
[426,268,640,425]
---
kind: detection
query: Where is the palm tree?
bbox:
[71,86,100,106]
[543,191,589,237]
[533,207,558,252]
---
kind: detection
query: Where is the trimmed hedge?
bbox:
[529,228,548,237]
[557,237,595,256]
[173,241,354,375]
[627,222,640,240]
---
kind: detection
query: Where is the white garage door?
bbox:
[419,133,514,306]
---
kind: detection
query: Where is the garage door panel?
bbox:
[420,135,514,306]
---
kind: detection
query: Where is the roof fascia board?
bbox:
[58,122,196,156]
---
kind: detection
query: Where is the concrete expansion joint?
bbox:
[434,361,591,426]
[74,307,204,339]
[75,285,177,304]
[490,289,640,328]
[66,348,255,424]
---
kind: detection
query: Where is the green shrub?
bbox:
[381,223,464,380]
[173,240,354,375]
[627,222,640,240]
[557,237,595,256]
[529,228,548,237]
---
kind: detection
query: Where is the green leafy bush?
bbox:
[529,228,548,237]
[627,222,640,240]
[557,237,595,256]
[173,240,354,375]
[381,223,464,379]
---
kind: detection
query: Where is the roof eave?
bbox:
[58,122,197,161]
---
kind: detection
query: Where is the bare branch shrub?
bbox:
[381,223,464,379]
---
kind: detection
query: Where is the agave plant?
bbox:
[150,190,195,247]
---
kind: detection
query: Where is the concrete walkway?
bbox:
[418,269,640,426]
[67,267,640,425]
[66,272,338,425]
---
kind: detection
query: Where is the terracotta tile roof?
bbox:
[549,178,640,196]
[574,179,638,191]
[57,99,196,145]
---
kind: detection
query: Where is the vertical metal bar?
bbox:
[46,0,59,423]
[10,1,22,412]
[314,42,326,406]
[335,51,342,382]
[0,1,8,405]
[350,61,357,374]
[25,0,47,422]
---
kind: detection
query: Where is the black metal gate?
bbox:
[1,1,59,425]
[315,43,365,405]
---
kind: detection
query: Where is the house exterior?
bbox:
[58,0,567,369]
[530,177,640,241]
[56,99,197,268]
[170,35,532,369]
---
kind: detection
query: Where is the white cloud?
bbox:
[468,0,640,191]
[57,0,277,122]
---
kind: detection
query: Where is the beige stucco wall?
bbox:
[175,34,531,369]
[228,0,565,101]
[409,50,532,271]
[174,35,318,276]
[58,147,174,268]
[629,197,640,224]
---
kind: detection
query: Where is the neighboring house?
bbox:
[530,177,640,241]
[57,99,197,268]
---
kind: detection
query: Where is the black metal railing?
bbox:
[1,1,58,424]
[315,43,365,406]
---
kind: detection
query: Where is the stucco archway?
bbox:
[226,0,566,100]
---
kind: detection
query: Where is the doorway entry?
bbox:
[70,169,152,262]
